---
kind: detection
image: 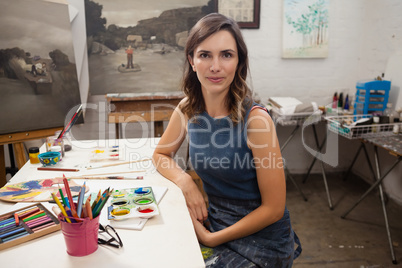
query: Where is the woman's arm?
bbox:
[152,103,208,222]
[191,108,286,247]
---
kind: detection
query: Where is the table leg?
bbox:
[341,157,400,218]
[154,121,164,137]
[343,142,364,181]
[341,150,400,264]
[115,123,120,139]
[0,145,6,187]
[362,143,378,182]
[373,146,397,264]
[13,143,27,169]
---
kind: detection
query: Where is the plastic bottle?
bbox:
[338,93,344,110]
[383,103,394,123]
[344,94,350,111]
[332,93,338,109]
[372,115,380,133]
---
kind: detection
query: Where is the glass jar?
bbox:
[29,147,40,164]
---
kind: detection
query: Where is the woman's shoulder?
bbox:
[247,103,274,126]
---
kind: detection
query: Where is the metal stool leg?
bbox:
[309,124,333,209]
[302,134,327,184]
[280,125,308,201]
[343,142,364,181]
[285,165,308,201]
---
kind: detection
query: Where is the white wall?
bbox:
[241,0,402,204]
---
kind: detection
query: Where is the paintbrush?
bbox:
[86,158,151,170]
[65,176,144,180]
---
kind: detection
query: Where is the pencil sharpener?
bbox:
[38,151,61,166]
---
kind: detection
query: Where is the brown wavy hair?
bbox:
[180,13,253,125]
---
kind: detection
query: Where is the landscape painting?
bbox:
[282,0,329,58]
[85,0,214,95]
[0,0,81,135]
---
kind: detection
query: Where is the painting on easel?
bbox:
[0,0,82,135]
[85,0,214,95]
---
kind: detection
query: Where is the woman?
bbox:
[152,13,301,267]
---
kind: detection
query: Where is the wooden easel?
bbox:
[0,127,63,187]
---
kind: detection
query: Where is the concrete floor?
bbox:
[21,95,402,267]
[289,173,402,268]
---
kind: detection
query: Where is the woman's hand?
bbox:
[189,211,217,247]
[176,174,208,222]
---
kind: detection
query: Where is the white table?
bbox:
[0,138,205,268]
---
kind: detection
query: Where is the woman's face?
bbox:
[189,30,238,97]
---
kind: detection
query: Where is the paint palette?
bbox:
[90,146,122,162]
[0,178,87,203]
[107,187,159,220]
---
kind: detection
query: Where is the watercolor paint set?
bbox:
[107,187,159,221]
[0,203,60,250]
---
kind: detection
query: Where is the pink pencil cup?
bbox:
[58,214,100,257]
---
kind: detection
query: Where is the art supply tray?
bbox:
[325,114,397,139]
[270,108,322,126]
[0,203,60,250]
[107,187,159,221]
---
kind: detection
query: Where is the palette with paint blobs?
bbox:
[107,187,159,220]
[90,146,123,162]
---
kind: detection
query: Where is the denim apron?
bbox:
[188,104,302,267]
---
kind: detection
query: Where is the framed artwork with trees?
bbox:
[282,0,329,58]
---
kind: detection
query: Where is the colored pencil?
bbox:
[85,199,93,220]
[0,221,16,231]
[91,190,101,210]
[26,216,51,227]
[63,175,76,211]
[2,230,29,242]
[58,185,67,207]
[18,207,40,219]
[76,182,86,217]
[27,218,53,229]
[64,197,70,208]
[32,221,56,232]
[0,218,15,226]
[0,226,25,239]
[0,225,21,235]
[93,188,113,218]
[38,167,79,172]
[22,210,45,220]
[23,212,46,222]
[51,192,71,223]
[64,207,76,223]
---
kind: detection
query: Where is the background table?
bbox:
[0,138,205,268]
[106,92,184,138]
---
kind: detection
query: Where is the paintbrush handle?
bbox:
[86,158,151,169]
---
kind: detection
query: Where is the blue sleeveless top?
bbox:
[188,104,261,200]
